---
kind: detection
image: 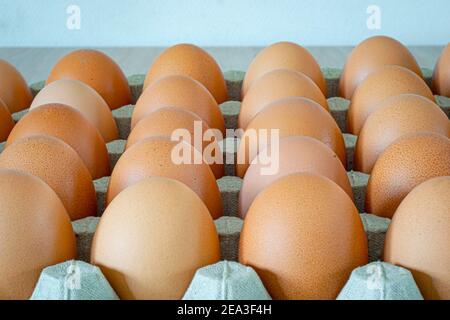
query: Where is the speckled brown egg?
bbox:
[366,132,450,218]
[132,75,225,133]
[239,136,352,218]
[127,107,223,179]
[0,135,97,220]
[235,97,346,178]
[46,49,132,110]
[6,103,110,179]
[355,94,450,173]
[242,42,326,97]
[31,79,119,142]
[384,176,450,300]
[0,98,14,141]
[107,137,222,219]
[238,69,329,129]
[432,43,450,97]
[0,59,33,113]
[0,169,76,300]
[339,36,422,99]
[91,177,220,299]
[143,44,227,104]
[347,65,434,135]
[239,173,368,299]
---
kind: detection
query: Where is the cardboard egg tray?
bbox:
[3,68,450,267]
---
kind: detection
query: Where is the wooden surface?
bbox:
[0,46,444,84]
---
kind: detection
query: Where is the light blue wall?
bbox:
[0,0,448,47]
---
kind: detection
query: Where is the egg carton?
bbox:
[4,67,450,282]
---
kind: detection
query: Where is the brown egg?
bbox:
[432,43,450,96]
[0,98,14,141]
[238,69,329,129]
[239,173,368,299]
[235,97,346,178]
[127,107,223,179]
[347,65,434,134]
[46,49,132,110]
[91,177,220,299]
[339,36,422,99]
[355,94,450,173]
[143,44,227,103]
[0,60,33,113]
[366,132,450,218]
[31,79,119,142]
[0,136,97,220]
[132,75,225,133]
[384,176,450,300]
[6,103,110,179]
[239,136,352,218]
[0,169,76,299]
[107,137,222,219]
[242,42,326,97]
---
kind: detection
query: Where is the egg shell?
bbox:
[238,68,329,129]
[239,136,352,217]
[239,173,368,299]
[91,177,220,299]
[241,41,326,97]
[432,43,450,97]
[132,75,225,134]
[339,36,422,99]
[0,135,97,220]
[6,103,110,179]
[107,137,222,219]
[355,94,450,173]
[235,97,346,178]
[366,132,450,218]
[347,65,434,135]
[143,44,227,104]
[0,169,76,299]
[0,98,14,141]
[127,107,224,179]
[384,176,450,300]
[31,79,119,142]
[46,49,132,110]
[0,59,33,113]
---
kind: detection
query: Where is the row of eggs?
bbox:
[0,37,446,297]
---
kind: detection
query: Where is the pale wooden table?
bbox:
[0,46,444,84]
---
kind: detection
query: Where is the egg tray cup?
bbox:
[6,67,450,266]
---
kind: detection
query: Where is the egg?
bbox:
[384,176,450,300]
[6,103,110,179]
[0,135,97,220]
[432,43,450,96]
[366,132,450,218]
[30,79,119,142]
[239,173,367,299]
[127,107,223,179]
[132,75,225,133]
[355,94,450,173]
[0,98,14,141]
[238,68,329,129]
[339,36,422,99]
[0,59,33,113]
[46,49,132,110]
[0,169,76,299]
[107,137,222,219]
[239,136,352,218]
[91,177,220,299]
[347,65,434,134]
[235,97,346,178]
[242,41,326,97]
[143,44,227,104]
